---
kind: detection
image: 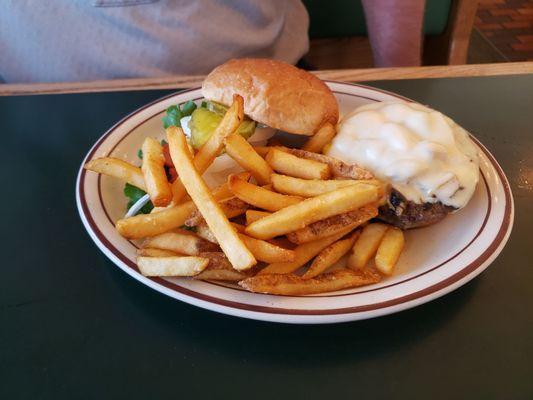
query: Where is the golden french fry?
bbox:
[118,201,197,240]
[258,228,352,275]
[143,230,219,255]
[218,198,249,217]
[196,222,294,263]
[141,137,173,207]
[225,132,273,184]
[271,173,381,197]
[302,231,360,279]
[280,147,374,180]
[194,95,244,171]
[252,146,271,158]
[137,256,208,277]
[170,95,244,202]
[194,222,218,243]
[231,223,246,233]
[245,210,271,225]
[239,268,381,295]
[302,122,336,153]
[116,181,234,239]
[137,248,181,257]
[167,126,256,271]
[202,177,235,201]
[287,205,378,244]
[228,174,302,212]
[375,227,405,275]
[348,223,390,270]
[267,236,296,250]
[195,220,295,263]
[193,252,251,281]
[245,184,378,240]
[84,157,146,191]
[196,220,262,242]
[238,234,295,263]
[266,148,331,180]
[185,197,248,227]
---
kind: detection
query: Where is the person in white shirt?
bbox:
[0,0,425,83]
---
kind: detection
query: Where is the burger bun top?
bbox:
[202,58,339,136]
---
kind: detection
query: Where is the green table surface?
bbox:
[1,76,532,399]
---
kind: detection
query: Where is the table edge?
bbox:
[1,62,532,96]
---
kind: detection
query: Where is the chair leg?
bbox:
[424,0,479,65]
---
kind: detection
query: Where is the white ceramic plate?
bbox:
[76,82,514,324]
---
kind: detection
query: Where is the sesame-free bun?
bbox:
[202,58,339,136]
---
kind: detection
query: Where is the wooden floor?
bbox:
[475,0,533,61]
[305,29,506,70]
[306,37,374,70]
[305,0,533,70]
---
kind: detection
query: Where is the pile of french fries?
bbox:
[84,95,405,295]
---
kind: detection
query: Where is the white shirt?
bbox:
[0,0,309,83]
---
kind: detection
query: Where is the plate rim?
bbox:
[76,82,514,324]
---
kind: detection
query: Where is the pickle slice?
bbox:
[190,108,222,149]
[189,105,256,150]
[206,101,229,115]
[235,119,256,142]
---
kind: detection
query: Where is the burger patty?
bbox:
[377,189,455,230]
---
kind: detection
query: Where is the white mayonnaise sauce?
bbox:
[326,101,479,209]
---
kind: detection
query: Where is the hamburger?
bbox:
[180,58,338,151]
[177,58,340,187]
[201,58,338,136]
[326,101,480,229]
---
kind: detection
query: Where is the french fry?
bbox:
[137,256,208,277]
[258,228,352,275]
[228,174,302,212]
[231,223,246,233]
[302,122,336,153]
[245,184,378,240]
[116,181,235,239]
[238,234,295,263]
[84,157,146,191]
[167,126,256,270]
[281,147,374,180]
[143,230,219,255]
[239,268,381,295]
[225,132,273,184]
[137,248,181,257]
[194,222,218,243]
[271,173,381,197]
[141,137,173,207]
[252,146,271,158]
[348,223,390,270]
[218,198,249,218]
[118,201,197,240]
[375,227,405,275]
[266,148,331,180]
[201,177,236,201]
[194,95,244,171]
[287,205,378,244]
[267,236,296,250]
[193,252,251,281]
[185,197,248,227]
[195,221,294,263]
[302,231,360,279]
[170,95,244,202]
[245,210,271,225]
